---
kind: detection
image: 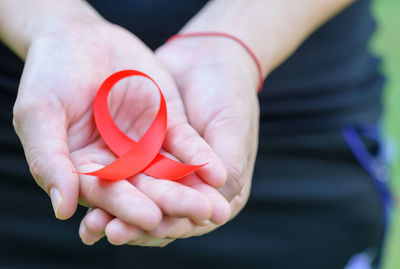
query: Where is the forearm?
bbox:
[0,0,103,59]
[180,0,355,76]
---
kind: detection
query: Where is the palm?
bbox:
[156,42,260,202]
[26,26,165,154]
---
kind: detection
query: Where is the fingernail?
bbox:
[202,219,211,226]
[79,222,91,245]
[50,187,63,218]
[79,222,87,239]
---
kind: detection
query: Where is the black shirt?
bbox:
[0,1,386,268]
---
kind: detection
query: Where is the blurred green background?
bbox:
[371,0,400,268]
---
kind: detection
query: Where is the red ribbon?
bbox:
[75,70,205,181]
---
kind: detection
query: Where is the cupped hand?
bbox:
[12,19,229,231]
[158,36,261,203]
[79,35,260,246]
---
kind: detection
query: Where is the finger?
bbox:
[106,215,215,242]
[13,101,79,220]
[149,216,193,239]
[84,208,113,234]
[163,121,227,188]
[181,174,232,225]
[104,215,189,245]
[79,219,104,245]
[77,163,162,231]
[130,174,213,225]
[105,218,143,245]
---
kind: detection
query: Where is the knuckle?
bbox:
[226,160,246,197]
[158,190,179,215]
[27,151,67,193]
[12,103,27,132]
[160,188,192,215]
[82,178,102,208]
[28,154,47,188]
[145,210,163,231]
[109,188,130,209]
[13,100,41,124]
[12,96,64,132]
[12,116,20,133]
[169,123,196,148]
[188,146,210,165]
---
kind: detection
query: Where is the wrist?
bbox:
[158,35,261,94]
[0,0,105,59]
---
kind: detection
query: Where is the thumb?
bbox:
[13,100,79,220]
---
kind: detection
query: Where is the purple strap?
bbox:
[342,124,393,269]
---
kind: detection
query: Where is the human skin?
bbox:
[79,0,356,246]
[0,0,231,237]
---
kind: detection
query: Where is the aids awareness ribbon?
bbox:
[76,70,205,181]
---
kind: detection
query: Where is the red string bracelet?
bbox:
[167,32,264,93]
